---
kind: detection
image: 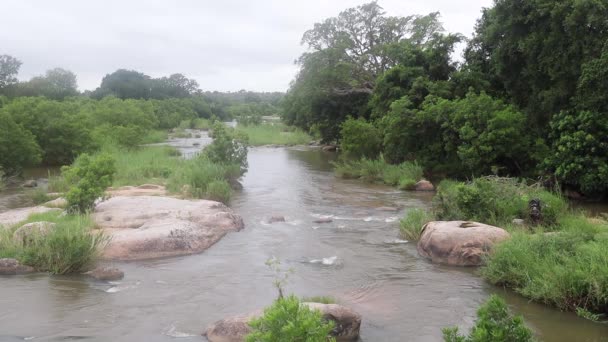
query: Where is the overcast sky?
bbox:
[1,0,493,92]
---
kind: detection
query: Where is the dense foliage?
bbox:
[284,0,608,196]
[442,295,535,342]
[246,295,335,342]
[63,153,117,213]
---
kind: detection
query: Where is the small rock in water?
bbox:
[87,266,125,281]
[267,215,286,224]
[22,180,37,188]
[0,258,35,275]
[512,218,525,225]
[375,206,398,212]
[313,217,333,224]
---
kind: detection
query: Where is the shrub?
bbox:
[442,295,535,342]
[0,212,106,274]
[333,157,423,189]
[339,117,382,159]
[25,188,50,205]
[400,208,434,241]
[433,177,567,227]
[205,180,232,203]
[481,216,608,313]
[0,111,42,174]
[205,122,249,174]
[246,295,335,342]
[63,153,116,213]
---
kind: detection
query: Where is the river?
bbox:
[0,138,607,341]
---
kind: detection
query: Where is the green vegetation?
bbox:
[300,296,337,305]
[433,178,566,227]
[63,153,116,213]
[205,123,249,172]
[442,295,535,342]
[481,216,608,314]
[0,211,106,275]
[236,124,312,146]
[400,208,433,241]
[281,1,608,197]
[246,295,335,342]
[24,188,51,205]
[334,157,422,190]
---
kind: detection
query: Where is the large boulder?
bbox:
[43,197,67,209]
[414,180,435,191]
[93,196,244,260]
[13,221,56,246]
[0,206,60,227]
[204,303,361,342]
[417,221,510,266]
[0,258,35,275]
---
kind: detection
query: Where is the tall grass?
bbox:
[141,129,169,144]
[481,215,608,313]
[104,145,181,186]
[400,208,434,241]
[237,123,312,146]
[0,211,106,274]
[334,157,423,189]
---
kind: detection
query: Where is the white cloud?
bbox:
[0,0,493,92]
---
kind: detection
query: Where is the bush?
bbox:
[63,153,116,213]
[339,117,382,159]
[205,180,232,203]
[400,208,434,241]
[334,157,423,189]
[433,177,567,227]
[481,216,608,313]
[0,111,42,174]
[205,122,249,174]
[246,295,335,342]
[0,211,106,274]
[167,155,239,201]
[442,295,535,342]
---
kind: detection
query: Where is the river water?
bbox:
[1,141,607,341]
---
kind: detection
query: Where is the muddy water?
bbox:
[1,145,607,341]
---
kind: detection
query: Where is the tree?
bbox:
[339,117,382,159]
[150,73,199,99]
[0,112,42,174]
[464,0,608,132]
[92,69,152,99]
[16,68,78,100]
[0,55,22,91]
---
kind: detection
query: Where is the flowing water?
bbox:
[1,139,607,341]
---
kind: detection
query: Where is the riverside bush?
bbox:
[0,211,106,274]
[63,153,116,213]
[339,117,382,159]
[246,295,335,342]
[433,177,567,227]
[400,208,434,241]
[334,157,423,189]
[206,122,249,173]
[481,216,608,313]
[442,295,535,342]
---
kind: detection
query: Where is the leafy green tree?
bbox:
[443,295,535,342]
[0,112,42,174]
[205,123,249,173]
[150,73,200,99]
[339,117,382,159]
[0,55,21,90]
[92,69,152,99]
[63,153,116,213]
[16,68,79,99]
[246,295,335,342]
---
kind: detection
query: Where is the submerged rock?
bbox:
[313,217,333,224]
[0,206,60,227]
[375,206,399,212]
[13,221,56,246]
[86,266,124,281]
[204,303,361,342]
[94,196,244,260]
[267,215,286,224]
[414,180,435,191]
[417,221,510,266]
[0,258,35,275]
[22,180,37,188]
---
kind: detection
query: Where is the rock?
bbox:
[0,258,35,275]
[106,184,167,197]
[314,217,333,224]
[46,192,63,198]
[267,215,286,223]
[414,180,435,191]
[512,218,525,225]
[417,221,510,266]
[13,221,56,246]
[204,303,361,342]
[228,178,243,191]
[22,180,37,188]
[375,206,398,212]
[0,206,60,227]
[43,197,67,209]
[93,196,244,260]
[193,142,201,146]
[322,145,337,152]
[86,266,124,281]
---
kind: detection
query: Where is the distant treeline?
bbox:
[282,0,608,197]
[0,59,284,175]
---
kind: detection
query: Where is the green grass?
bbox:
[47,174,70,193]
[141,130,169,144]
[236,123,312,146]
[400,208,434,241]
[334,157,423,189]
[103,145,181,186]
[301,296,337,304]
[0,211,106,274]
[481,215,608,314]
[24,188,50,205]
